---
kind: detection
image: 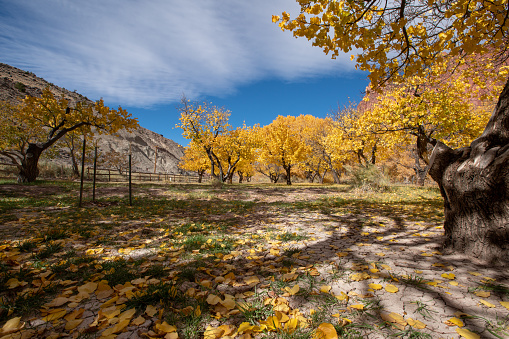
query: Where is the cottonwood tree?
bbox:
[0,88,138,182]
[275,0,509,262]
[176,97,231,181]
[258,115,311,185]
[180,141,210,183]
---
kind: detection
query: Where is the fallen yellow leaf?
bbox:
[132,316,146,326]
[456,327,480,339]
[474,291,490,298]
[320,285,332,293]
[156,321,177,333]
[500,301,509,310]
[1,317,24,335]
[385,284,399,293]
[64,319,83,331]
[368,283,382,290]
[348,304,364,311]
[407,318,426,329]
[479,299,496,308]
[206,294,221,305]
[445,317,464,327]
[285,284,300,295]
[441,273,455,280]
[313,323,338,339]
[146,305,158,317]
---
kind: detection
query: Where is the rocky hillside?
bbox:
[0,63,185,174]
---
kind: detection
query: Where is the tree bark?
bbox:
[18,143,43,183]
[428,77,509,263]
[284,165,292,185]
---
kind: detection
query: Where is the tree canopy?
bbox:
[274,0,509,86]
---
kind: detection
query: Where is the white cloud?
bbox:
[0,0,356,106]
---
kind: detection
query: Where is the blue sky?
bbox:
[0,0,370,146]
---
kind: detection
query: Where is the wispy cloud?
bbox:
[0,0,356,106]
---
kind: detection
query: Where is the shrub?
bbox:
[348,164,391,192]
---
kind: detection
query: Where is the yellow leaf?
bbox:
[285,284,300,295]
[479,299,496,308]
[348,304,364,311]
[220,298,236,310]
[385,284,399,293]
[146,305,158,317]
[6,278,26,289]
[204,326,224,339]
[78,282,98,294]
[206,294,221,305]
[285,317,299,332]
[468,271,481,276]
[500,301,509,310]
[445,317,464,327]
[156,321,177,333]
[313,323,338,339]
[46,297,69,307]
[132,316,146,326]
[165,332,179,339]
[406,318,426,329]
[456,327,480,339]
[368,283,382,290]
[350,272,370,281]
[474,291,490,298]
[335,292,348,301]
[336,252,349,257]
[1,317,24,335]
[42,309,67,322]
[237,322,254,333]
[244,276,260,285]
[320,285,332,293]
[441,273,455,280]
[260,315,281,331]
[64,319,83,331]
[119,308,136,322]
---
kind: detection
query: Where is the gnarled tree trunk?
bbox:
[18,143,43,183]
[428,78,509,263]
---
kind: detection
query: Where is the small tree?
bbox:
[0,88,138,182]
[258,115,311,185]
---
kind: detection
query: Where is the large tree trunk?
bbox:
[18,143,43,183]
[428,78,509,263]
[283,165,292,185]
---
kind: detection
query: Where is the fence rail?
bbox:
[85,167,201,183]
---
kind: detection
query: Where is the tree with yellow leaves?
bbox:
[179,141,210,183]
[258,115,311,185]
[275,0,509,262]
[0,87,138,182]
[358,63,495,185]
[176,96,231,182]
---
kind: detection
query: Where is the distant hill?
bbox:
[0,62,185,174]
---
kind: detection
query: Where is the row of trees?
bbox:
[177,59,501,186]
[0,87,139,182]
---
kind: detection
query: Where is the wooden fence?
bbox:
[85,167,201,183]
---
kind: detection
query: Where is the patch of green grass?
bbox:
[179,313,203,339]
[16,240,38,252]
[391,328,432,338]
[183,235,207,251]
[238,291,274,325]
[102,259,137,285]
[471,282,509,297]
[410,300,437,320]
[278,232,308,242]
[0,289,46,321]
[33,242,63,260]
[125,282,183,310]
